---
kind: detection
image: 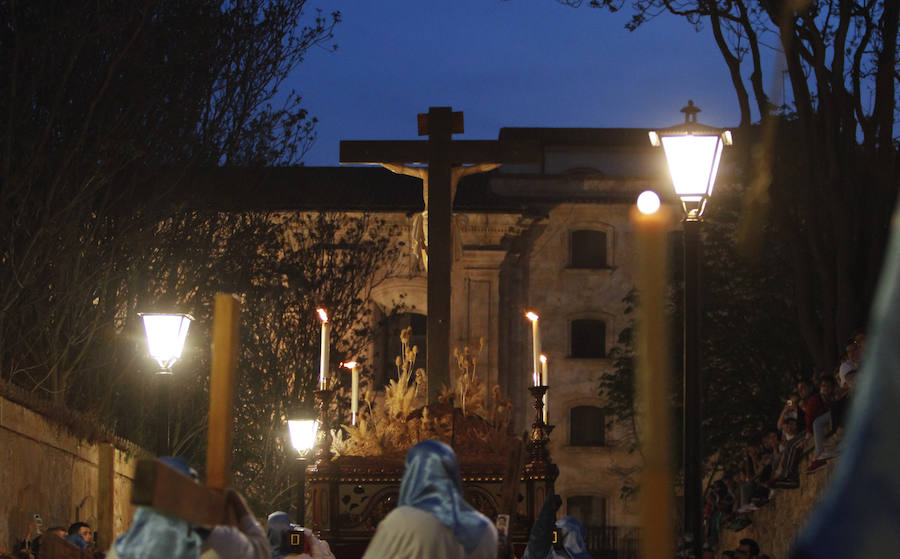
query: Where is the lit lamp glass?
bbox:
[288,418,318,458]
[139,313,193,373]
[649,100,732,220]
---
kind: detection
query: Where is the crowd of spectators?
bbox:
[703,333,866,554]
[2,521,97,559]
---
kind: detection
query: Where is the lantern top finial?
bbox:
[681,100,701,123]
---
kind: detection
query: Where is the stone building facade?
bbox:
[209,126,675,540]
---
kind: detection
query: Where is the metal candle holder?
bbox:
[524,385,555,475]
[313,388,334,465]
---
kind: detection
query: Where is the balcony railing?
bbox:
[584,525,639,559]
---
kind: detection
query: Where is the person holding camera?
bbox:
[265,511,334,559]
[777,392,806,438]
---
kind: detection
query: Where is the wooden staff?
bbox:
[130,293,241,526]
[631,200,675,559]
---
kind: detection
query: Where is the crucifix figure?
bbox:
[341,107,538,404]
[380,162,500,270]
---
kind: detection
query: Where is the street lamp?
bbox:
[649,100,732,220]
[139,312,193,456]
[649,100,730,559]
[288,412,318,525]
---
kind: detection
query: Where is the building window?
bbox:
[570,319,606,358]
[567,495,607,528]
[376,311,426,386]
[570,405,606,446]
[570,230,608,269]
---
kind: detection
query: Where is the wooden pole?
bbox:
[96,443,115,551]
[206,293,241,490]
[423,107,455,404]
[631,203,675,559]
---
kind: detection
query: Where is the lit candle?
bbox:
[632,191,674,559]
[525,311,541,386]
[317,308,330,390]
[343,361,359,425]
[540,354,549,423]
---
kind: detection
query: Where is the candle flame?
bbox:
[316,308,328,323]
[343,361,357,369]
[540,354,547,364]
[525,311,539,322]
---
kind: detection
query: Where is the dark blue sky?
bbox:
[295,0,763,166]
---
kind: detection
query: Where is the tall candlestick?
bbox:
[343,361,359,426]
[540,354,549,423]
[632,191,674,559]
[526,311,541,385]
[317,308,330,390]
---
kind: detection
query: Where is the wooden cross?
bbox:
[341,107,539,402]
[129,293,241,526]
[39,532,92,559]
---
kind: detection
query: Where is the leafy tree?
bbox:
[129,210,401,511]
[557,0,899,371]
[601,183,813,494]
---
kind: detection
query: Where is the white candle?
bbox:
[540,354,548,386]
[526,311,541,384]
[317,308,330,390]
[540,354,549,423]
[344,361,359,425]
[533,371,539,387]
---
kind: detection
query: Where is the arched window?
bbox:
[376,311,427,386]
[570,405,606,446]
[570,230,608,269]
[571,319,606,358]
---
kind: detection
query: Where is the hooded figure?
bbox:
[267,512,291,559]
[548,517,592,559]
[522,494,591,559]
[362,440,497,559]
[109,507,203,559]
[107,457,203,559]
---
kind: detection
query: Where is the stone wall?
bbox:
[718,451,837,558]
[0,394,144,551]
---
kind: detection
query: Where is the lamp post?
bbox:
[139,312,193,456]
[649,100,731,559]
[288,414,318,525]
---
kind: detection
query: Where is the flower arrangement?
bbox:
[331,327,514,460]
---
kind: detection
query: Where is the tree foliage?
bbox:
[560,0,899,371]
[0,1,416,513]
[602,185,813,491]
[0,0,339,400]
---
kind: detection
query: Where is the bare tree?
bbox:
[559,0,898,370]
[0,1,339,400]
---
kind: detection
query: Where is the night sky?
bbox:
[294,0,766,166]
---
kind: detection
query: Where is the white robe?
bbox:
[362,506,497,559]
